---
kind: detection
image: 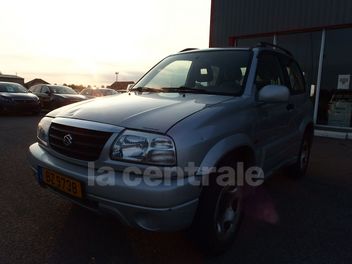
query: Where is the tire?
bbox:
[192,157,244,255]
[287,132,312,178]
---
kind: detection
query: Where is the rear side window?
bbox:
[255,52,284,90]
[279,55,306,94]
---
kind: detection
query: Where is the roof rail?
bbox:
[256,42,293,56]
[179,48,198,53]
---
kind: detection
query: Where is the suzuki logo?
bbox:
[63,134,73,146]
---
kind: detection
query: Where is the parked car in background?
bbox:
[0,81,41,114]
[80,88,118,99]
[29,84,86,110]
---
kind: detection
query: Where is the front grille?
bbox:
[49,123,112,161]
[15,99,35,104]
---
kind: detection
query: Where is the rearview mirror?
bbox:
[258,85,290,103]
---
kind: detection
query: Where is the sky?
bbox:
[0,0,211,86]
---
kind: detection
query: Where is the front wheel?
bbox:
[192,172,244,255]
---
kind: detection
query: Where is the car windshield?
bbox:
[101,89,117,96]
[0,83,28,93]
[133,50,252,96]
[49,86,77,94]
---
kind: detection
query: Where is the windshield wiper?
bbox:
[131,86,209,94]
[131,87,163,93]
[161,86,208,94]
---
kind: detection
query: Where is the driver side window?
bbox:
[255,52,284,90]
[82,89,91,95]
[41,86,50,94]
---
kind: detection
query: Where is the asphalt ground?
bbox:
[0,114,351,264]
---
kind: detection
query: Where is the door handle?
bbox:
[286,103,295,111]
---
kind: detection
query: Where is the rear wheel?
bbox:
[288,132,312,178]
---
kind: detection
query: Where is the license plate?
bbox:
[41,168,83,199]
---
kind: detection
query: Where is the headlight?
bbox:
[111,130,176,166]
[37,117,53,146]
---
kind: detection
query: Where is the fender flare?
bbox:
[299,116,314,137]
[196,133,255,175]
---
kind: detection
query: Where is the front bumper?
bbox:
[28,143,200,231]
[1,101,41,113]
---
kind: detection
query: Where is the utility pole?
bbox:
[115,72,119,82]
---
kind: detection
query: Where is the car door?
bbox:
[278,54,308,158]
[30,85,41,97]
[40,86,51,109]
[32,85,44,107]
[254,51,292,173]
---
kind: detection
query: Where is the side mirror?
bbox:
[310,84,316,97]
[258,85,290,103]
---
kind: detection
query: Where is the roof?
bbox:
[174,46,293,58]
[0,81,23,85]
[25,78,49,88]
[0,74,24,79]
[0,74,25,85]
[109,81,135,91]
[167,47,253,59]
[177,47,250,53]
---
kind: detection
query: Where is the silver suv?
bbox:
[29,44,313,254]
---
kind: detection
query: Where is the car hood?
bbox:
[0,92,38,100]
[47,92,232,133]
[54,94,86,100]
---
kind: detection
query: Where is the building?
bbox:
[109,81,135,91]
[210,0,352,137]
[0,73,25,85]
[25,78,49,89]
